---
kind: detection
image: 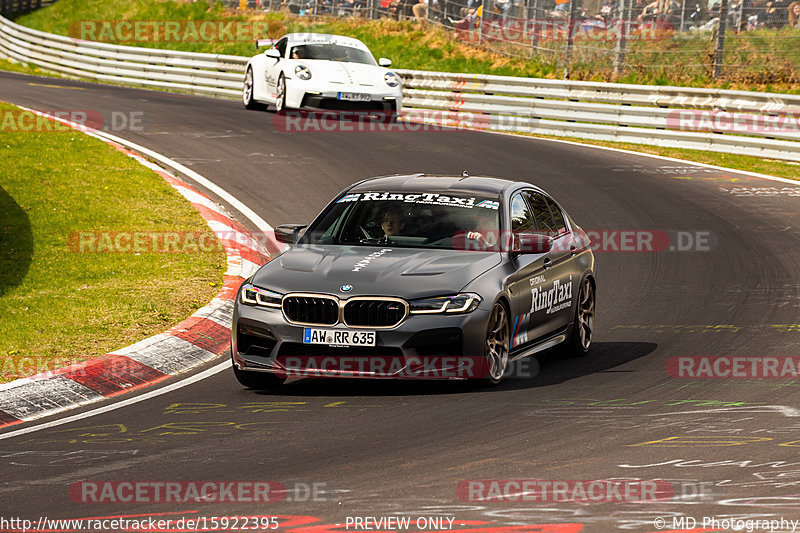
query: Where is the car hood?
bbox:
[251,245,501,299]
[296,60,384,87]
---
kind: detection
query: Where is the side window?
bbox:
[544,197,567,235]
[275,38,288,58]
[523,191,557,235]
[509,194,534,233]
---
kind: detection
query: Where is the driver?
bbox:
[291,46,306,59]
[379,208,406,244]
[331,45,352,62]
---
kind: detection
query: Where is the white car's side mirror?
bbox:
[378,57,392,67]
[265,48,281,59]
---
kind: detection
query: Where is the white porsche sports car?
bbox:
[242,33,403,117]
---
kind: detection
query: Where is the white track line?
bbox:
[438,121,800,185]
[0,107,275,439]
[0,362,229,440]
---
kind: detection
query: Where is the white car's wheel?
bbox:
[275,74,287,114]
[243,67,265,110]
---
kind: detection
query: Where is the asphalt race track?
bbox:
[2,70,800,532]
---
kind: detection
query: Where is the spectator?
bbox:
[595,0,612,20]
[788,0,800,25]
[335,0,357,15]
[412,0,428,20]
[494,0,512,23]
[638,0,673,27]
[750,0,788,26]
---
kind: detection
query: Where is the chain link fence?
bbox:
[227,0,799,84]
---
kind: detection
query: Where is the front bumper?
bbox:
[284,80,402,113]
[232,301,490,380]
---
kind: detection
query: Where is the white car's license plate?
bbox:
[303,328,376,346]
[338,92,371,102]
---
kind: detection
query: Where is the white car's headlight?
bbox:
[241,283,282,308]
[295,65,312,80]
[384,72,400,87]
[409,293,482,314]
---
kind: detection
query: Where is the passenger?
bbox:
[464,212,499,250]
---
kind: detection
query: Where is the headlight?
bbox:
[295,65,312,80]
[384,72,399,87]
[409,293,482,314]
[240,283,282,308]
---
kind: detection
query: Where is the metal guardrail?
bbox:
[0,15,248,98]
[1,14,798,161]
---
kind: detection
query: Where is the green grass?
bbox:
[10,0,800,92]
[0,102,226,383]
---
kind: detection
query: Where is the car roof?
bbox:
[347,173,545,197]
[284,33,367,49]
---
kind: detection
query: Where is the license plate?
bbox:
[303,328,376,346]
[338,92,371,102]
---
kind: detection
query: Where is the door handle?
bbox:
[543,258,552,270]
[570,245,578,256]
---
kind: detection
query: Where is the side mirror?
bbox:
[511,233,553,255]
[265,48,281,59]
[256,38,277,49]
[274,224,307,245]
[378,57,392,67]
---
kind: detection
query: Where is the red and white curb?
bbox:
[0,107,282,429]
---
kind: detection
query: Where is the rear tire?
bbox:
[233,363,285,390]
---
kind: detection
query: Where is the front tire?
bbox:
[567,277,595,355]
[243,67,265,110]
[233,363,285,390]
[483,301,510,385]
[275,74,287,114]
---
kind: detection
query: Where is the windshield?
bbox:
[290,43,376,65]
[300,192,502,250]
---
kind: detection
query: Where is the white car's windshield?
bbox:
[290,43,376,65]
[300,192,502,250]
